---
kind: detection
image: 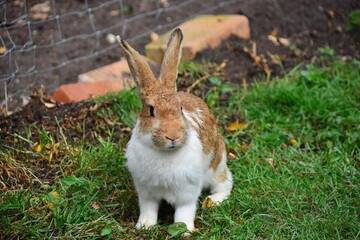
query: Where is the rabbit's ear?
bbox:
[159,28,183,92]
[117,36,157,95]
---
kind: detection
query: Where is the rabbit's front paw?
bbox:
[135,217,157,230]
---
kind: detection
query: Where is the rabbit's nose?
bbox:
[165,136,178,148]
[165,136,178,142]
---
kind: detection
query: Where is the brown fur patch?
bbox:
[178,92,226,170]
[210,136,225,170]
[215,169,228,183]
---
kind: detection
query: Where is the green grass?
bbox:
[1,56,359,239]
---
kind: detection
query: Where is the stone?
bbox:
[145,15,250,63]
[51,80,123,103]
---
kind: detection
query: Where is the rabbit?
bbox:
[116,28,232,232]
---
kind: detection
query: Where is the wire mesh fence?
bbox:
[0,0,242,112]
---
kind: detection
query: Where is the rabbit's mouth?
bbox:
[163,138,184,151]
[151,133,187,151]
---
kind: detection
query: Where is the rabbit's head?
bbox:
[118,29,188,151]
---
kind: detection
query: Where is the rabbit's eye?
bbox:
[149,105,155,117]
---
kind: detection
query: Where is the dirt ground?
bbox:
[1,0,359,138]
[1,0,359,112]
[198,0,360,83]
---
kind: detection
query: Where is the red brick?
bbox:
[78,59,134,86]
[51,80,123,103]
[78,58,160,85]
[145,15,250,63]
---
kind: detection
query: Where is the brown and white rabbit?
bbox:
[117,28,232,232]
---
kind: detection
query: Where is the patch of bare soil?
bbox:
[197,0,360,83]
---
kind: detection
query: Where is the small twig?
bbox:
[55,116,68,146]
[13,133,33,145]
[186,73,210,93]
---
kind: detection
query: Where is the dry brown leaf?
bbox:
[226,121,248,132]
[326,10,335,18]
[265,158,275,168]
[14,0,24,7]
[267,35,279,46]
[104,118,116,126]
[243,43,271,80]
[289,138,297,146]
[150,32,159,42]
[278,37,290,47]
[47,202,54,209]
[49,191,60,199]
[0,46,6,55]
[219,60,227,69]
[202,197,216,209]
[33,143,42,153]
[335,26,343,33]
[49,143,60,162]
[89,104,100,111]
[228,150,236,160]
[44,102,56,109]
[47,191,60,209]
[268,53,282,65]
[109,10,119,17]
[30,1,51,20]
[91,202,100,209]
[160,0,170,7]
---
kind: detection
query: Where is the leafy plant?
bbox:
[346,9,360,31]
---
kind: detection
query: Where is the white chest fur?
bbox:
[126,124,208,205]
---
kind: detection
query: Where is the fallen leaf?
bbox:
[109,10,119,16]
[265,158,275,168]
[326,10,335,18]
[44,101,56,109]
[160,0,170,7]
[335,26,343,33]
[149,32,159,42]
[226,121,248,132]
[289,138,297,146]
[289,45,302,57]
[33,142,42,153]
[30,1,51,20]
[219,60,227,69]
[278,37,290,47]
[104,118,116,126]
[47,191,61,209]
[228,151,236,160]
[0,46,6,55]
[14,0,24,7]
[49,191,60,199]
[89,104,100,111]
[202,197,216,208]
[91,202,100,209]
[268,53,282,65]
[49,142,60,162]
[47,202,54,209]
[243,42,271,79]
[267,35,279,46]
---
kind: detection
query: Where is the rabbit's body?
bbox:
[127,121,204,206]
[118,29,232,232]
